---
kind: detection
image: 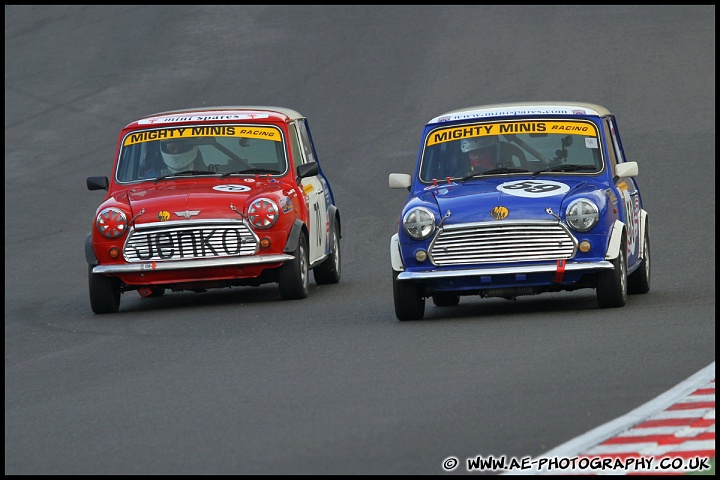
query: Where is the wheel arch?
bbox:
[326,205,341,259]
[390,233,404,272]
[638,210,649,259]
[284,219,308,254]
[328,205,340,239]
[605,220,626,261]
[85,233,99,266]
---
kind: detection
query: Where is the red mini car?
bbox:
[86,106,341,314]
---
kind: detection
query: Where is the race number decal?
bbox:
[213,184,251,193]
[497,180,570,198]
[631,194,640,256]
[620,189,638,256]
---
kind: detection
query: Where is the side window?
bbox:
[602,118,618,169]
[421,142,458,181]
[117,143,143,182]
[606,117,626,163]
[288,124,305,166]
[296,119,317,164]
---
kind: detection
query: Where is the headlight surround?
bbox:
[403,207,436,240]
[96,207,128,239]
[248,198,279,229]
[566,199,599,232]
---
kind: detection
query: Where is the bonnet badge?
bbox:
[175,210,201,219]
[491,206,509,220]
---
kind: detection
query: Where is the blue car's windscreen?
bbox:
[419,119,602,182]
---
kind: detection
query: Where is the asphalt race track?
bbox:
[4,5,715,475]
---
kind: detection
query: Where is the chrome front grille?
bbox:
[123,220,259,262]
[429,221,577,266]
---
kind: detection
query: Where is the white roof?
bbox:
[428,102,611,124]
[140,106,304,122]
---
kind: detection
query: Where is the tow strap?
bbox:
[553,259,566,283]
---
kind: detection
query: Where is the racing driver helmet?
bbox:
[461,136,500,171]
[160,139,199,173]
[460,136,498,153]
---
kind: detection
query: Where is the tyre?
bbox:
[88,265,121,314]
[313,220,341,285]
[597,236,627,308]
[628,220,650,294]
[392,270,425,321]
[278,233,309,300]
[432,292,460,307]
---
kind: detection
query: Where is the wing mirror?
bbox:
[87,176,109,191]
[296,162,319,182]
[389,173,411,191]
[615,161,638,178]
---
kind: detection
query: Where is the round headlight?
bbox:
[96,207,128,239]
[566,199,599,232]
[248,198,279,229]
[403,207,436,240]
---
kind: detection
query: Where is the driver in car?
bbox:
[141,139,206,179]
[461,136,500,174]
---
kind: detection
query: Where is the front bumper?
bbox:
[93,253,294,275]
[397,261,612,281]
[396,260,613,293]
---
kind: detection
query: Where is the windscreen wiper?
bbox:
[220,168,280,179]
[531,164,596,178]
[153,170,218,183]
[460,167,529,181]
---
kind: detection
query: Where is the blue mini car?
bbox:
[389,102,650,320]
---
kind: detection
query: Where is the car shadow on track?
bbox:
[118,284,288,313]
[420,291,603,321]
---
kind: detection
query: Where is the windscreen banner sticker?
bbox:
[431,106,598,123]
[123,126,281,146]
[426,121,597,147]
[138,114,270,124]
[497,180,570,198]
[213,184,251,193]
